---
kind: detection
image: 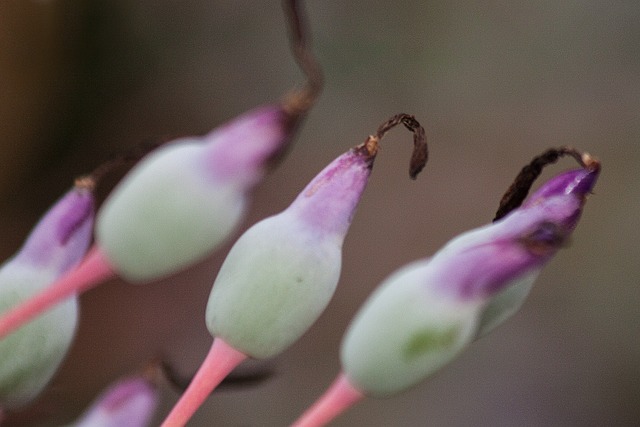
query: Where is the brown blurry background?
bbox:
[0,1,638,426]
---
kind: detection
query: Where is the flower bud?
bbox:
[96,106,295,282]
[0,185,94,409]
[477,166,599,336]
[72,376,158,427]
[206,141,376,359]
[341,166,599,397]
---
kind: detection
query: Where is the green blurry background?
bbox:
[0,1,638,425]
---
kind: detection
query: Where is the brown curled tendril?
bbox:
[373,113,429,180]
[493,146,598,222]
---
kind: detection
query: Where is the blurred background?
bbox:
[0,0,638,425]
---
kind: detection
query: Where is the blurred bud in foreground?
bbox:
[159,114,428,427]
[97,105,297,282]
[0,183,94,410]
[71,376,158,427]
[292,153,599,427]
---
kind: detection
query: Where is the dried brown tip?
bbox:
[140,359,165,387]
[375,113,429,179]
[281,0,323,117]
[493,146,596,221]
[581,152,601,172]
[74,176,96,191]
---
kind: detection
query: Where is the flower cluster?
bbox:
[0,1,600,426]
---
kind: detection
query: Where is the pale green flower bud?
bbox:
[0,185,94,409]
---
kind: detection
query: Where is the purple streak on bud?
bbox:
[433,167,599,301]
[289,143,376,238]
[522,167,599,224]
[12,187,94,277]
[72,376,158,427]
[205,105,294,186]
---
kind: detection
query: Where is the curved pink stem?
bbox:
[291,373,365,427]
[0,246,115,340]
[161,338,247,427]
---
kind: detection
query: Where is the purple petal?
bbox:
[431,167,600,300]
[12,187,94,277]
[524,167,599,207]
[72,376,158,427]
[204,105,294,186]
[287,144,375,237]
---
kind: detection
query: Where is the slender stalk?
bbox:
[160,339,247,427]
[291,373,364,427]
[281,0,324,116]
[0,246,115,340]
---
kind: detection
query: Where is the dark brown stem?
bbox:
[75,138,166,192]
[282,0,324,116]
[493,146,596,221]
[375,113,429,179]
[160,359,274,393]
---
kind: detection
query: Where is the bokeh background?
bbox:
[1,0,638,426]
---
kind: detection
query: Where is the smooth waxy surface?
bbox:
[340,167,599,397]
[207,145,375,359]
[96,106,291,282]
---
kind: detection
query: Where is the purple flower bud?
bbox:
[0,186,94,409]
[343,167,598,395]
[12,186,94,277]
[477,166,598,336]
[162,143,376,427]
[72,376,158,427]
[288,143,377,237]
[206,142,376,359]
[205,106,294,185]
[95,106,295,283]
[292,164,599,425]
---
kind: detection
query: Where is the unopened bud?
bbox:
[206,140,376,359]
[0,185,94,409]
[341,165,599,397]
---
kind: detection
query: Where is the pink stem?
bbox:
[291,372,365,427]
[161,338,248,427]
[0,246,115,340]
